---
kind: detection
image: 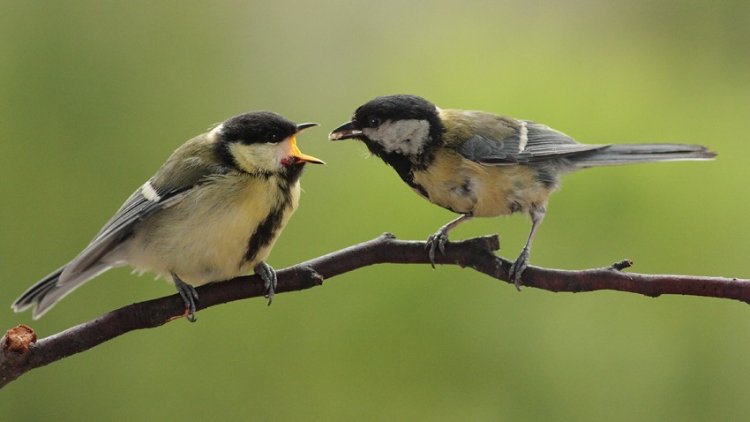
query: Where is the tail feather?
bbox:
[572,143,716,168]
[12,266,64,313]
[12,263,111,319]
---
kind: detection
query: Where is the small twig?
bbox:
[609,259,633,271]
[1,233,748,388]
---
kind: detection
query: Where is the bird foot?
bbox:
[509,248,530,291]
[254,262,277,306]
[425,230,450,268]
[173,276,199,322]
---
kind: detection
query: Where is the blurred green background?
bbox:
[1,0,749,420]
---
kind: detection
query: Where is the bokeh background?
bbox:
[1,0,749,420]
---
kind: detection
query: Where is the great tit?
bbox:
[13,111,324,321]
[329,94,715,288]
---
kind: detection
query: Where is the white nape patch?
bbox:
[207,123,224,142]
[141,181,161,202]
[362,119,431,156]
[518,121,528,153]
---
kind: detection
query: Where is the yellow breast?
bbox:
[412,149,553,217]
[125,173,300,285]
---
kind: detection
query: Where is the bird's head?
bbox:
[329,95,443,162]
[213,111,324,175]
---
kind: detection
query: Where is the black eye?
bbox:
[266,131,281,143]
[367,116,381,128]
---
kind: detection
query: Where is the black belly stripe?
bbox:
[243,174,295,264]
[244,204,287,264]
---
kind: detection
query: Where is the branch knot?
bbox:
[2,325,36,355]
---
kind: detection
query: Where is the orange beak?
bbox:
[287,122,325,165]
[289,135,325,164]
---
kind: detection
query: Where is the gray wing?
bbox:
[58,183,193,283]
[456,121,608,165]
[59,134,232,284]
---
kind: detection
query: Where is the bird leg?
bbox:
[426,214,473,268]
[172,273,199,322]
[509,205,546,291]
[254,261,277,306]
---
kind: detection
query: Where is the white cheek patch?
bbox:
[229,141,285,173]
[362,119,431,155]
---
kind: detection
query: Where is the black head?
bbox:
[220,111,300,145]
[328,94,443,161]
[213,111,323,174]
[352,94,440,127]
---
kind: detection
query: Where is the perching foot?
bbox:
[425,230,450,269]
[254,261,277,305]
[173,274,199,322]
[509,248,530,291]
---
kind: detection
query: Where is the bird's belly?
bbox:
[471,166,552,217]
[413,154,553,217]
[124,176,300,286]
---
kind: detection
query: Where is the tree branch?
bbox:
[2,233,748,388]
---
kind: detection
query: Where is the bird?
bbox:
[329,94,715,288]
[12,111,324,321]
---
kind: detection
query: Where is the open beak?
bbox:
[289,122,325,165]
[328,121,363,141]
